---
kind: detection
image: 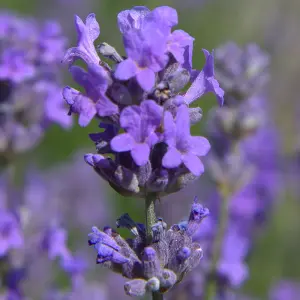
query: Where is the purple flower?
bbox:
[63,63,118,126]
[0,210,23,257]
[63,13,100,66]
[162,104,210,176]
[41,226,70,260]
[111,100,163,166]
[39,21,67,63]
[185,49,224,106]
[115,8,177,91]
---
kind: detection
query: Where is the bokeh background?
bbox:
[1,0,300,299]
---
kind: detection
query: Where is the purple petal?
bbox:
[63,88,96,127]
[140,100,163,136]
[150,6,178,28]
[163,111,176,146]
[120,105,141,140]
[184,49,224,106]
[117,6,150,33]
[95,95,119,117]
[85,13,100,41]
[136,68,155,92]
[62,86,79,106]
[168,30,194,66]
[202,49,214,76]
[84,153,95,166]
[182,153,204,176]
[162,147,181,169]
[111,133,135,152]
[84,153,105,167]
[184,70,205,105]
[87,63,110,92]
[111,250,130,264]
[190,136,211,156]
[207,77,225,106]
[131,143,150,166]
[114,58,138,81]
[62,47,94,65]
[63,14,100,65]
[175,105,190,151]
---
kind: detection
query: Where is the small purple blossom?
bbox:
[114,26,168,91]
[162,104,210,176]
[115,6,183,91]
[111,100,163,166]
[186,49,224,106]
[63,63,118,126]
[63,13,100,66]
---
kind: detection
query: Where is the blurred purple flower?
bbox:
[0,210,23,257]
[269,280,300,300]
[0,49,36,83]
[0,12,71,155]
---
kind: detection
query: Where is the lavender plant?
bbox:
[62,5,224,299]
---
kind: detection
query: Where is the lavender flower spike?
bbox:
[185,49,224,106]
[111,100,163,166]
[162,105,210,176]
[63,13,100,66]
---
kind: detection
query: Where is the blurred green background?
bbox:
[1,0,300,298]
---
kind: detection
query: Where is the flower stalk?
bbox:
[204,182,231,300]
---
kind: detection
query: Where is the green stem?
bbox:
[144,194,163,300]
[204,183,230,300]
[152,292,164,300]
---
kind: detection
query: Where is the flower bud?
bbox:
[124,279,147,297]
[146,277,160,292]
[159,269,177,292]
[142,247,161,279]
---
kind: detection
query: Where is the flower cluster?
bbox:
[62,6,224,199]
[0,12,71,157]
[88,197,209,297]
